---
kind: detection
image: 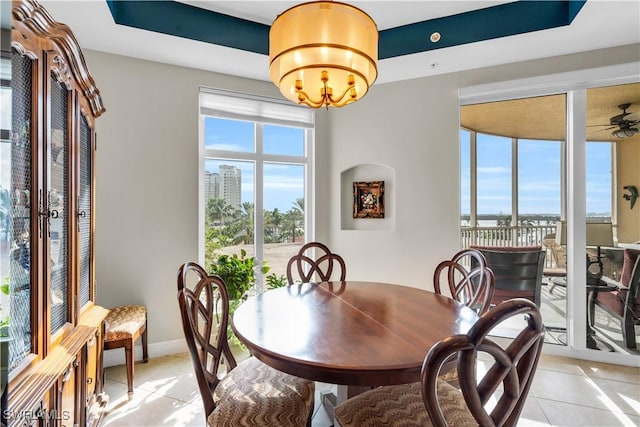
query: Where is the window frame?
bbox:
[197,88,314,292]
[459,62,639,363]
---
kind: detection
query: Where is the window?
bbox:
[199,88,314,291]
[586,142,613,221]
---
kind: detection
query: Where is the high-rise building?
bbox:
[204,171,220,200]
[219,165,241,209]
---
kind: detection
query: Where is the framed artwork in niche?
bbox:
[353,181,385,218]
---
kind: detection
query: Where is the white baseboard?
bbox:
[103,338,187,368]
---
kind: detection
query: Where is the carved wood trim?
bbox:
[6,306,108,424]
[12,0,105,117]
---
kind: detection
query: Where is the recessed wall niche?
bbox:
[341,163,395,231]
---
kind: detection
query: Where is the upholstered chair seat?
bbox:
[334,380,476,427]
[208,356,314,426]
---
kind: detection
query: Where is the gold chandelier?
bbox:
[269,1,378,109]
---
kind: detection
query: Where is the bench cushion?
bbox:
[104,305,146,342]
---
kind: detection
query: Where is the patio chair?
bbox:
[589,248,640,349]
[433,248,494,315]
[286,241,346,284]
[470,245,546,307]
[177,262,315,426]
[334,298,545,427]
[542,233,567,293]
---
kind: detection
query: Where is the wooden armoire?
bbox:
[2,0,108,425]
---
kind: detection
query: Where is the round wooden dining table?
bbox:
[232,281,479,387]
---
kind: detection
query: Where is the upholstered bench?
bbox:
[104,305,148,395]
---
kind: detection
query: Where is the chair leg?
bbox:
[588,297,596,327]
[125,339,134,396]
[142,321,149,363]
[623,319,636,350]
[306,397,314,427]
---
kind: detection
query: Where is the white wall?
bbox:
[84,51,284,348]
[84,44,640,354]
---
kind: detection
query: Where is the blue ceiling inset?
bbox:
[105,0,587,60]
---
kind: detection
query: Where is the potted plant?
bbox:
[208,249,287,348]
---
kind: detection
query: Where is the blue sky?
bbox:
[461,130,612,216]
[204,117,305,212]
[204,117,613,216]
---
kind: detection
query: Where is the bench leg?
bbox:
[142,321,149,363]
[125,339,134,396]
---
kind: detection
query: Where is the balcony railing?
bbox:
[461,225,558,268]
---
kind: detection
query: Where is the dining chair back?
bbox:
[286,241,346,284]
[177,262,315,426]
[423,298,545,426]
[471,245,546,307]
[333,299,545,427]
[433,248,494,314]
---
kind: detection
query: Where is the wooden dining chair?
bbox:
[334,298,545,427]
[177,262,315,426]
[433,249,495,385]
[433,248,495,315]
[286,241,346,284]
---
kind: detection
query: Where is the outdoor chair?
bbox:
[589,248,640,349]
[542,233,567,293]
[470,245,546,307]
[177,262,315,426]
[334,298,545,427]
[433,248,494,315]
[286,241,346,284]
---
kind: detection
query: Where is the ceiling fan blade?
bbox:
[587,127,616,135]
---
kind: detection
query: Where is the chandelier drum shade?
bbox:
[269,1,378,109]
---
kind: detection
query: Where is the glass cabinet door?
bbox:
[5,48,33,371]
[78,115,92,309]
[48,72,70,336]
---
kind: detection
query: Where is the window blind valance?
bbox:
[199,87,314,128]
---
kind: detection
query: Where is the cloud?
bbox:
[205,143,246,152]
[477,166,510,174]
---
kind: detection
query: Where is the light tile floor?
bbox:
[101,352,640,427]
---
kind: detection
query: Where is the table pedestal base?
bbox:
[322,385,374,425]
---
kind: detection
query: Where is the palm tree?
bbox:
[206,197,231,227]
[283,208,303,243]
[270,208,283,242]
[292,198,304,214]
[233,202,254,244]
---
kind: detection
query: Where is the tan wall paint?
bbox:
[617,136,640,243]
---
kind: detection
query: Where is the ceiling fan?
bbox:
[588,103,639,139]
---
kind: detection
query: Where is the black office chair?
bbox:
[470,245,546,307]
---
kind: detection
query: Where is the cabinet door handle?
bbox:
[61,367,72,383]
[38,189,46,238]
[77,196,86,232]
